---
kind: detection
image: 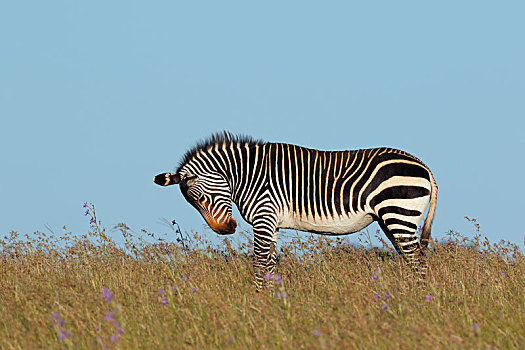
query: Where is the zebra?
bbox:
[154,132,437,290]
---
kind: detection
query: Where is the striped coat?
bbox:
[154,133,437,290]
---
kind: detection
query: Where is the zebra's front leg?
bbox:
[252,217,278,292]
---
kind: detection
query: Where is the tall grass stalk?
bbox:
[1,206,524,349]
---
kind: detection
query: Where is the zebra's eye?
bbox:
[197,194,206,204]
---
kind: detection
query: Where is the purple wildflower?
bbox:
[90,218,95,224]
[182,275,187,282]
[83,202,88,208]
[53,313,65,326]
[105,312,114,321]
[384,292,391,300]
[102,287,112,303]
[372,274,378,282]
[191,288,196,293]
[84,209,89,216]
[282,291,288,298]
[501,271,506,276]
[264,272,273,281]
[473,323,480,332]
[172,285,177,291]
[376,229,380,235]
[313,329,321,337]
[159,288,164,294]
[375,267,381,274]
[58,328,72,340]
[117,328,124,335]
[161,297,168,306]
[381,304,388,310]
[373,293,379,300]
[275,292,281,299]
[110,334,120,343]
[1,253,5,258]
[425,295,433,302]
[275,275,282,286]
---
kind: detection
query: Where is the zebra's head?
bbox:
[153,171,237,235]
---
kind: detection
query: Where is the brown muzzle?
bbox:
[207,216,237,235]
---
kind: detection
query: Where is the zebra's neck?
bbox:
[224,143,268,220]
[180,141,268,223]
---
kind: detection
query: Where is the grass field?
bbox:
[1,205,524,349]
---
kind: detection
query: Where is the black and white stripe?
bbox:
[154,132,437,290]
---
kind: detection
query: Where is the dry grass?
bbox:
[1,206,524,349]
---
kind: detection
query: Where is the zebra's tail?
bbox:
[420,171,437,249]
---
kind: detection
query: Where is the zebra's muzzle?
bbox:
[208,216,237,235]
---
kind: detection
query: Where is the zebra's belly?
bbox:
[278,212,374,235]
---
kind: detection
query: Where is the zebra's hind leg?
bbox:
[377,219,427,279]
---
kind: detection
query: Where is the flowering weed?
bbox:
[0,210,524,348]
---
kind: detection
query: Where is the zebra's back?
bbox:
[266,143,433,235]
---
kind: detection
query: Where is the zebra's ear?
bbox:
[153,172,180,186]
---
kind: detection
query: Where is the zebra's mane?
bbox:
[177,131,264,172]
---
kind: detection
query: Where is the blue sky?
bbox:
[1,2,524,249]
